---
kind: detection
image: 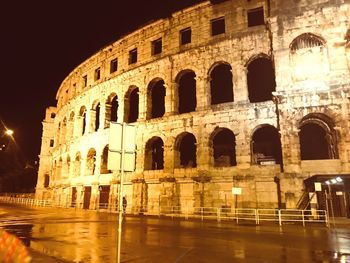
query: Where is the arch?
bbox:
[290,33,325,52]
[174,132,197,168]
[147,78,166,119]
[64,155,71,178]
[299,113,338,160]
[61,117,67,144]
[289,33,328,81]
[91,100,101,132]
[175,70,197,114]
[251,125,282,165]
[73,152,81,177]
[210,128,236,167]
[104,93,119,128]
[247,56,276,103]
[124,86,139,123]
[144,136,164,170]
[79,106,87,135]
[209,62,233,105]
[100,145,110,174]
[86,148,97,175]
[68,111,75,140]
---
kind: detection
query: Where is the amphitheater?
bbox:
[35,0,350,217]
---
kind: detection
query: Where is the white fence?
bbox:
[0,197,328,227]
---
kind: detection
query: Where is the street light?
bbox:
[5,129,13,136]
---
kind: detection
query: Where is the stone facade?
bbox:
[36,0,350,214]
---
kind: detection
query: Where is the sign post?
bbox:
[108,122,136,263]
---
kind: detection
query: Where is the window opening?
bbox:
[94,67,101,81]
[210,63,233,104]
[180,28,191,45]
[247,57,276,102]
[152,38,162,55]
[212,129,236,167]
[211,17,225,36]
[110,58,118,73]
[247,7,264,27]
[178,71,196,113]
[129,48,138,64]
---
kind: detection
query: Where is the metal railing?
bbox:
[0,196,328,227]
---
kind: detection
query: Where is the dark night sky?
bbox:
[1,0,204,162]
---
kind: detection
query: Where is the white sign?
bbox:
[314,182,322,192]
[108,122,136,172]
[232,187,242,195]
[336,191,343,196]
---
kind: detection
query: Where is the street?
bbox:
[0,203,349,262]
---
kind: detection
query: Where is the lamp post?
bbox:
[0,129,13,151]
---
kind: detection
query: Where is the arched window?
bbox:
[64,155,71,178]
[100,145,110,174]
[68,111,75,140]
[79,106,87,135]
[105,93,119,128]
[210,63,233,105]
[247,56,276,103]
[61,118,67,144]
[124,86,139,123]
[289,33,328,82]
[176,70,196,114]
[211,128,236,167]
[91,101,100,132]
[251,125,282,165]
[147,79,165,119]
[299,114,338,160]
[86,148,96,175]
[74,152,81,177]
[144,137,164,170]
[174,132,197,168]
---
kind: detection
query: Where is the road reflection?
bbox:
[0,206,350,262]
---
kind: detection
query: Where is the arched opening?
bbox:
[177,71,196,114]
[175,132,197,168]
[74,152,81,177]
[147,79,165,119]
[86,148,96,175]
[64,155,71,178]
[211,128,236,167]
[289,33,328,81]
[100,145,110,174]
[105,93,118,128]
[210,63,233,105]
[61,118,67,144]
[124,86,139,123]
[251,125,282,165]
[299,114,338,160]
[93,102,101,131]
[79,106,87,135]
[57,158,63,180]
[68,111,75,140]
[247,56,276,103]
[144,137,164,170]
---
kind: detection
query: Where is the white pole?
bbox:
[117,123,126,263]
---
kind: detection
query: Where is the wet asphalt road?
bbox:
[0,203,349,262]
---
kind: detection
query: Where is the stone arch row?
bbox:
[56,56,276,145]
[53,112,339,180]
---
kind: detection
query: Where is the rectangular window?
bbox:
[211,17,225,36]
[50,139,54,147]
[82,75,87,87]
[180,27,191,45]
[129,48,138,64]
[110,58,118,73]
[247,7,264,27]
[94,67,101,81]
[152,38,162,55]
